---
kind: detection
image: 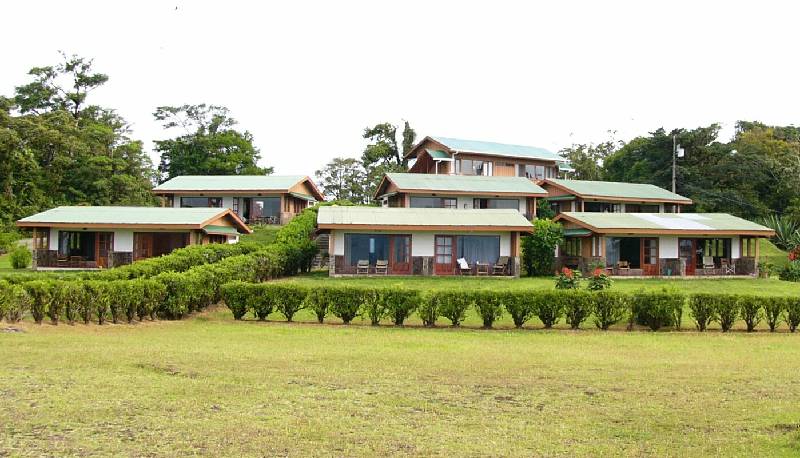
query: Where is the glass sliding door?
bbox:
[344,234,389,266]
[457,235,500,265]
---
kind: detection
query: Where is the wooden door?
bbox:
[434,235,455,275]
[679,239,695,275]
[390,235,411,274]
[133,233,154,261]
[95,232,114,268]
[640,238,659,276]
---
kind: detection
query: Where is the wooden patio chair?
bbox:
[457,258,472,275]
[617,260,630,273]
[56,255,70,268]
[69,256,83,268]
[492,256,509,275]
[702,256,715,270]
[375,260,389,275]
[721,258,736,275]
[476,263,490,276]
[356,260,370,275]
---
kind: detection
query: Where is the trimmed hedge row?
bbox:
[1,206,321,324]
[218,284,800,332]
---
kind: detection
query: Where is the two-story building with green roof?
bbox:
[152,175,324,225]
[373,173,548,219]
[539,179,693,214]
[318,206,533,276]
[404,136,570,180]
[16,206,251,269]
[553,212,774,277]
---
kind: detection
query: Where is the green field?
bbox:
[1,307,799,456]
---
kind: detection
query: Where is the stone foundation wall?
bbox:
[109,252,133,268]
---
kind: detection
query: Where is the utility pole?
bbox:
[672,134,677,193]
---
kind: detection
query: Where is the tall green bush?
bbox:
[631,290,685,331]
[532,290,563,329]
[85,281,111,324]
[688,294,717,332]
[418,293,439,327]
[714,296,739,332]
[563,290,593,329]
[304,288,331,323]
[4,284,30,322]
[53,281,86,325]
[786,297,800,332]
[383,289,420,326]
[521,219,563,276]
[361,289,385,326]
[220,281,254,320]
[473,291,504,329]
[326,286,363,324]
[738,295,763,332]
[430,291,472,327]
[23,280,51,324]
[503,291,535,328]
[592,291,629,330]
[10,245,32,269]
[762,296,786,332]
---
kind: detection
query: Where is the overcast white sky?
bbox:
[3,1,799,176]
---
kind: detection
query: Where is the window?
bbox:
[519,164,547,180]
[456,235,500,265]
[345,234,389,265]
[591,236,603,257]
[458,159,485,176]
[642,238,658,265]
[58,231,96,260]
[741,237,757,257]
[180,197,223,208]
[409,197,458,209]
[703,238,731,258]
[232,198,239,214]
[473,198,519,210]
[252,197,281,220]
[584,202,621,213]
[33,228,49,250]
[626,204,660,213]
[563,238,582,257]
[394,236,410,264]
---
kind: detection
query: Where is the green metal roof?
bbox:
[424,149,450,159]
[17,206,230,226]
[558,212,774,234]
[547,179,692,203]
[381,173,546,196]
[288,192,317,202]
[202,225,240,236]
[432,137,561,162]
[153,175,306,192]
[564,228,592,237]
[318,206,533,229]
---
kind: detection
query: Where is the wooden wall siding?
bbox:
[541,183,573,198]
[494,162,516,177]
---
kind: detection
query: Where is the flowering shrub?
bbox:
[555,267,581,289]
[587,267,613,291]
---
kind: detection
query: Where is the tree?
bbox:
[558,133,620,180]
[521,219,564,277]
[154,104,272,180]
[360,121,417,199]
[0,54,156,227]
[315,157,369,204]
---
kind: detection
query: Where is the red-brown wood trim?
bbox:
[318,224,534,232]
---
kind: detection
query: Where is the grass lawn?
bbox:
[0,252,10,270]
[241,224,281,245]
[1,308,799,456]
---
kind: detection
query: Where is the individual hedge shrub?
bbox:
[383,289,420,326]
[430,291,473,327]
[53,281,87,325]
[327,286,363,324]
[738,295,763,332]
[762,296,786,332]
[592,291,629,330]
[154,272,196,319]
[503,291,534,328]
[221,281,257,320]
[10,245,32,269]
[714,295,739,332]
[0,280,7,321]
[532,290,563,329]
[361,289,385,326]
[304,288,331,323]
[23,280,51,324]
[688,294,718,332]
[418,293,439,327]
[84,281,111,324]
[563,290,593,329]
[631,290,685,331]
[4,284,30,322]
[786,297,800,333]
[261,283,308,322]
[138,279,167,321]
[472,291,504,329]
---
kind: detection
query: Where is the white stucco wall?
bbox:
[731,235,740,258]
[49,228,59,251]
[331,229,511,257]
[115,230,134,252]
[659,236,679,258]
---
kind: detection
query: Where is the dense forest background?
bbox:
[2,54,800,231]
